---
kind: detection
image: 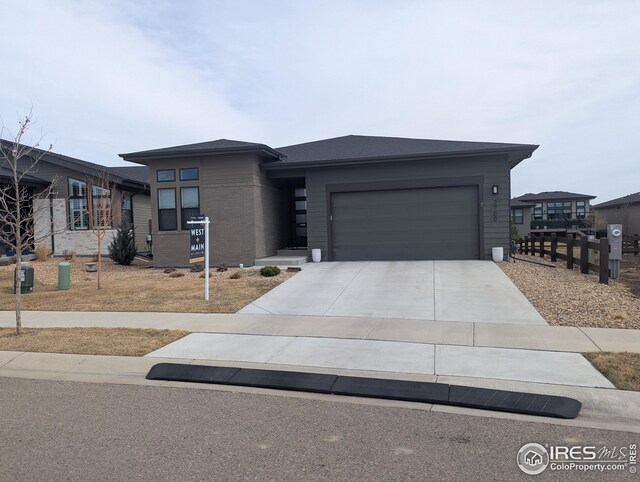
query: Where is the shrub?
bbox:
[35,243,50,261]
[108,226,137,265]
[169,271,185,278]
[62,249,76,261]
[229,271,242,279]
[260,265,280,277]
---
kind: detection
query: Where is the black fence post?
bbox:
[599,237,609,284]
[540,235,545,259]
[551,233,557,262]
[580,236,589,274]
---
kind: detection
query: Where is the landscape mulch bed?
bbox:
[500,254,640,329]
[0,258,295,313]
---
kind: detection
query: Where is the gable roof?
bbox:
[593,192,640,209]
[274,135,538,167]
[515,191,596,202]
[0,139,149,189]
[0,165,49,185]
[119,139,282,163]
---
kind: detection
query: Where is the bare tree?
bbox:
[0,111,57,334]
[85,169,118,289]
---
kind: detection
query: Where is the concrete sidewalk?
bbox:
[2,310,639,353]
[1,350,639,434]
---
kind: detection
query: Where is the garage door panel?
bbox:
[331,186,479,260]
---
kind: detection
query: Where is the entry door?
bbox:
[291,186,307,247]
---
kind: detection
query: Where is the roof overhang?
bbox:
[119,146,284,165]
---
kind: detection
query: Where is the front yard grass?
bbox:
[0,258,294,313]
[584,352,640,391]
[0,327,189,356]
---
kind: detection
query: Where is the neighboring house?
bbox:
[0,142,151,256]
[509,199,535,239]
[592,192,640,234]
[120,135,538,266]
[512,191,596,232]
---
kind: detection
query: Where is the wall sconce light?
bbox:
[492,185,499,195]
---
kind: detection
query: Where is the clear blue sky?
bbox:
[1,0,638,203]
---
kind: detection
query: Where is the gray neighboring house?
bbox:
[509,199,535,239]
[512,191,596,232]
[593,192,640,235]
[120,135,538,267]
[0,142,151,256]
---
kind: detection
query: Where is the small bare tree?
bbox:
[85,169,117,289]
[0,111,57,334]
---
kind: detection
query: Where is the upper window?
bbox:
[68,178,89,230]
[158,188,177,231]
[180,168,199,181]
[533,203,543,220]
[180,187,200,230]
[512,208,523,224]
[157,169,175,182]
[547,201,572,220]
[576,200,586,218]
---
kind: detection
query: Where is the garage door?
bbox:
[330,186,479,260]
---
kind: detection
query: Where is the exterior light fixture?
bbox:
[492,185,499,195]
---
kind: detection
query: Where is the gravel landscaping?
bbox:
[500,254,640,329]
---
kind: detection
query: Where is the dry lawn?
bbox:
[0,258,295,313]
[0,327,189,356]
[500,254,640,329]
[584,352,640,391]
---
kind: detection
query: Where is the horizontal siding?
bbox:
[306,154,512,260]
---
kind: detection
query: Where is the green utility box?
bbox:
[14,262,34,294]
[58,262,71,290]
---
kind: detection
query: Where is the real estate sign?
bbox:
[189,214,206,264]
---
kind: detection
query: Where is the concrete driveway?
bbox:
[239,261,546,325]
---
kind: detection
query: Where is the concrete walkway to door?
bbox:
[239,261,547,325]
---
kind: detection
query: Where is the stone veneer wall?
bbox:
[34,198,116,256]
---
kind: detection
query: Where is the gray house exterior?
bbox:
[0,142,151,256]
[593,192,640,235]
[120,135,538,266]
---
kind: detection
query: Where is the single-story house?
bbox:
[512,191,596,232]
[0,141,151,256]
[120,135,538,266]
[592,192,640,235]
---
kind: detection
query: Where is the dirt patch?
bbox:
[0,258,295,313]
[619,254,640,297]
[500,254,640,329]
[0,327,189,356]
[584,352,640,391]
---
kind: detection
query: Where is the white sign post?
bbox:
[187,215,210,301]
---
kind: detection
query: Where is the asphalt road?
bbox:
[0,377,636,481]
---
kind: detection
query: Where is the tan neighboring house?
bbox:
[592,192,640,235]
[1,141,151,257]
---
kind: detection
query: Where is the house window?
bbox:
[68,178,89,230]
[533,203,543,220]
[180,168,199,181]
[157,169,175,182]
[576,201,586,218]
[122,192,133,227]
[512,208,523,224]
[158,188,177,231]
[180,187,200,230]
[92,185,112,228]
[547,201,572,220]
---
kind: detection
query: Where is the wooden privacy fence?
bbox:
[521,233,610,284]
[623,234,639,255]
